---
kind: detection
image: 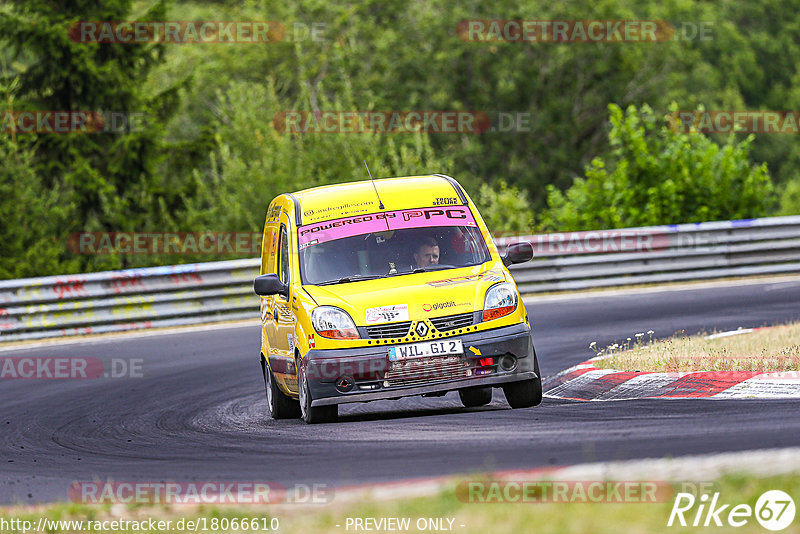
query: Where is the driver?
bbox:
[413,237,440,268]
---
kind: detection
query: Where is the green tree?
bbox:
[149,0,735,208]
[778,178,800,216]
[0,0,177,273]
[476,180,534,235]
[540,104,775,231]
[5,0,800,278]
[0,137,75,279]
[147,0,800,218]
[175,77,450,240]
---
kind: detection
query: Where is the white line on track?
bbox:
[705,328,754,340]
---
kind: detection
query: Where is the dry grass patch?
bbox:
[592,323,800,373]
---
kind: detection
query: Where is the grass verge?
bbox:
[1,473,799,534]
[592,322,800,373]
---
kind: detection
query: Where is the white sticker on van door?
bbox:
[287,333,295,352]
[365,304,409,325]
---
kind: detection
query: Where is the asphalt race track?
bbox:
[2,278,800,504]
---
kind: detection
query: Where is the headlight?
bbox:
[482,282,518,321]
[311,306,359,339]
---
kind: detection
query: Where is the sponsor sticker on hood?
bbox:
[427,271,504,287]
[422,301,471,312]
[365,304,409,325]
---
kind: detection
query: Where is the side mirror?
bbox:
[254,273,288,298]
[502,241,534,266]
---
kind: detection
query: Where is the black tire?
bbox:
[458,386,493,407]
[502,352,543,408]
[298,360,338,424]
[261,355,300,419]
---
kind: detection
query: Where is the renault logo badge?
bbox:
[415,321,429,336]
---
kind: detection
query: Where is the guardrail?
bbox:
[0,260,260,342]
[2,216,799,342]
[498,215,800,293]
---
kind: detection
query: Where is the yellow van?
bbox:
[254,174,539,423]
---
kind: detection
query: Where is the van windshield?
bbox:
[298,207,491,285]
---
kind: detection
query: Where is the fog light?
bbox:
[335,375,354,393]
[499,355,517,371]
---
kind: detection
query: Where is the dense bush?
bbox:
[540,104,774,230]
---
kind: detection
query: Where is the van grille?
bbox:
[430,312,474,332]
[384,355,471,387]
[366,321,411,339]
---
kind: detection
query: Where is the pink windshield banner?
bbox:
[298,207,477,248]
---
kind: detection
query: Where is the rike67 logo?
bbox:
[668,490,795,531]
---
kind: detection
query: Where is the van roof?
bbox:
[293,174,468,225]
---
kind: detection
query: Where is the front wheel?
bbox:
[459,386,492,407]
[502,353,543,408]
[298,360,338,424]
[261,355,300,419]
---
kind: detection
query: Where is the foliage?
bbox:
[0,137,75,279]
[539,104,774,231]
[778,178,800,216]
[0,0,179,273]
[1,0,798,277]
[176,78,448,234]
[476,180,534,235]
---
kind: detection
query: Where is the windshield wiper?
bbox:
[388,264,456,276]
[410,264,455,273]
[316,274,386,286]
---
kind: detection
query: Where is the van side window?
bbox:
[261,227,276,275]
[279,224,290,290]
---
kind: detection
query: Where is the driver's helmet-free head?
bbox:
[413,236,440,268]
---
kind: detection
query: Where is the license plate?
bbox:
[388,340,463,361]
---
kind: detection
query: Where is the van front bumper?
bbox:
[300,323,537,407]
